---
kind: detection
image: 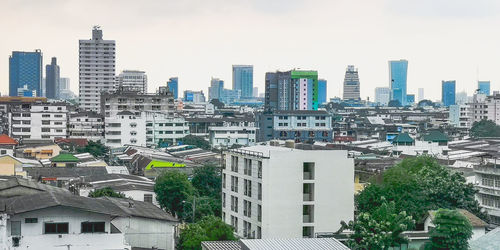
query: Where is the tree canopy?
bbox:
[76,140,109,158]
[426,209,472,250]
[181,135,211,150]
[88,187,125,198]
[191,165,221,198]
[356,156,484,223]
[178,215,236,250]
[470,120,500,138]
[154,171,195,218]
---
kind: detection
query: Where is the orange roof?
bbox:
[0,134,18,145]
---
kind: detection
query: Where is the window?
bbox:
[258,183,262,200]
[231,176,239,192]
[258,161,262,179]
[25,218,38,223]
[231,156,239,172]
[44,222,69,234]
[243,200,252,217]
[244,158,252,176]
[258,205,262,222]
[0,150,6,155]
[144,194,153,203]
[244,179,252,197]
[11,221,21,236]
[81,222,105,233]
[42,120,50,125]
[231,196,239,212]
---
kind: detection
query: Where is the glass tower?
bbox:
[318,79,327,105]
[167,77,179,99]
[478,81,490,96]
[232,65,253,98]
[441,80,456,107]
[9,50,43,97]
[389,60,408,106]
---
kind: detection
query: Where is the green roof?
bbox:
[291,70,318,78]
[392,133,415,143]
[423,130,449,142]
[50,153,80,163]
[145,160,186,170]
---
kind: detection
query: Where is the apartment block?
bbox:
[68,111,104,142]
[222,144,354,239]
[100,88,175,117]
[8,102,68,140]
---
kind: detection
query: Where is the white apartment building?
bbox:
[474,164,500,226]
[209,122,256,148]
[101,88,175,117]
[449,104,471,128]
[375,87,390,106]
[105,111,189,148]
[79,26,116,112]
[68,111,104,142]
[222,144,354,239]
[486,94,500,125]
[115,70,148,93]
[9,103,67,140]
[468,93,487,125]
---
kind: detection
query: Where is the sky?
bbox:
[1,0,500,101]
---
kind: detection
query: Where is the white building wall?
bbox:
[112,217,176,250]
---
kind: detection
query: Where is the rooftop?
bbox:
[50,153,80,163]
[0,134,18,145]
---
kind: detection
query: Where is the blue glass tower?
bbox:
[318,79,327,104]
[9,50,43,97]
[407,94,415,105]
[167,77,178,99]
[232,65,253,98]
[441,80,456,107]
[478,81,490,96]
[389,60,408,106]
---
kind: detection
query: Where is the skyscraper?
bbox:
[115,70,147,93]
[79,26,116,112]
[418,88,424,102]
[375,87,390,106]
[45,57,60,99]
[167,77,178,99]
[442,80,456,107]
[232,65,253,98]
[478,81,490,96]
[264,70,318,111]
[253,87,258,98]
[342,65,360,100]
[407,94,415,105]
[59,78,75,100]
[208,78,224,101]
[318,79,327,104]
[389,59,408,106]
[9,50,43,97]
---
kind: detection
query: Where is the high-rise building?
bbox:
[418,88,424,102]
[389,60,408,106]
[232,65,253,98]
[58,78,75,100]
[253,87,258,98]
[441,80,456,107]
[115,70,147,93]
[318,79,327,104]
[9,50,43,97]
[184,90,206,103]
[407,94,415,105]
[167,77,178,99]
[478,81,491,96]
[45,57,60,99]
[264,70,318,112]
[208,78,224,101]
[456,91,468,105]
[342,66,360,100]
[79,26,116,112]
[375,87,390,106]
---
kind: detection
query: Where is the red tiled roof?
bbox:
[0,134,18,145]
[54,138,89,147]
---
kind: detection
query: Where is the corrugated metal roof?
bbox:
[240,238,349,250]
[201,241,242,250]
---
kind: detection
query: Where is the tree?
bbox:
[155,171,195,218]
[182,196,221,223]
[88,187,125,198]
[356,156,485,224]
[76,140,109,157]
[181,135,211,150]
[470,120,500,138]
[191,165,221,198]
[427,209,472,250]
[178,215,236,250]
[339,198,414,249]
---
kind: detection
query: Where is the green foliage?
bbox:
[191,165,221,198]
[76,140,109,158]
[181,135,211,150]
[356,156,485,223]
[154,171,195,218]
[340,199,414,249]
[470,120,500,138]
[427,209,472,250]
[178,215,236,250]
[182,196,221,223]
[88,187,125,198]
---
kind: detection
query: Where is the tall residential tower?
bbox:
[232,65,253,98]
[264,70,318,112]
[79,26,116,112]
[115,70,147,93]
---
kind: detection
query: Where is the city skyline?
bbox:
[2,0,500,100]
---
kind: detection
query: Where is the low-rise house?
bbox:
[391,133,450,157]
[24,166,108,188]
[0,155,41,177]
[0,192,178,250]
[0,134,18,156]
[16,140,62,160]
[470,226,500,249]
[49,153,80,168]
[0,176,69,198]
[424,209,487,241]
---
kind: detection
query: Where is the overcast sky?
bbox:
[1,0,500,101]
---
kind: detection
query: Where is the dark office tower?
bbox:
[232,65,253,98]
[46,57,60,99]
[9,50,43,97]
